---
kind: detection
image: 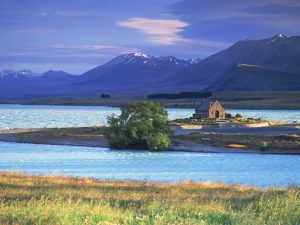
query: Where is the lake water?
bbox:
[1,104,300,187]
[0,104,299,129]
[0,141,300,188]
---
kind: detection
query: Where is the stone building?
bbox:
[194,99,225,119]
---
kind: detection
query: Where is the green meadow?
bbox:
[0,172,299,225]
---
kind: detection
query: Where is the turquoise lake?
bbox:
[0,141,300,188]
[0,104,299,129]
[0,104,300,187]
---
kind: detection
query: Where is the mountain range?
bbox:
[1,34,300,101]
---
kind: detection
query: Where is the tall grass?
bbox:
[0,172,299,224]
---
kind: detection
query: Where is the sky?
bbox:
[1,0,300,74]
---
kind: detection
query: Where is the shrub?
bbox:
[106,101,172,150]
[235,113,243,119]
[225,113,232,119]
[260,142,269,151]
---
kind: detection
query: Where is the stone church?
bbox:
[194,99,225,119]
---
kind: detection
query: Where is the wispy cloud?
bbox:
[50,44,140,56]
[41,10,96,17]
[0,43,140,59]
[117,17,190,45]
[0,43,141,74]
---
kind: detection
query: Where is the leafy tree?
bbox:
[106,101,172,150]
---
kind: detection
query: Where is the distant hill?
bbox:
[0,34,300,101]
[207,64,300,91]
[168,34,300,89]
[0,70,75,101]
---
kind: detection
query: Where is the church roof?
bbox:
[196,99,212,111]
[196,97,221,111]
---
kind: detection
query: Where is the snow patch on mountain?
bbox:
[133,52,150,58]
[105,53,191,67]
[0,69,73,79]
[0,70,41,78]
[266,34,288,44]
[187,58,202,64]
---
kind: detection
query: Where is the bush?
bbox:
[260,142,269,151]
[235,114,243,119]
[105,101,172,150]
[225,113,232,119]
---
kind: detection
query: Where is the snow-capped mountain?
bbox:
[187,58,202,64]
[80,53,192,87]
[0,69,41,78]
[0,69,75,101]
[104,52,191,67]
[266,34,288,43]
[168,34,300,90]
[1,34,300,101]
[0,69,73,79]
[0,70,15,77]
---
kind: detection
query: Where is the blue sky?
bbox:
[1,0,300,74]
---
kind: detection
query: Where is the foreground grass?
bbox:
[0,173,300,224]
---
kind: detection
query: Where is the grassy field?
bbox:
[176,133,300,153]
[24,91,300,109]
[0,172,300,225]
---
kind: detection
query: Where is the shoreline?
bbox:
[0,171,281,188]
[0,132,258,154]
[22,102,300,110]
[2,101,300,110]
[2,138,298,155]
[1,126,300,154]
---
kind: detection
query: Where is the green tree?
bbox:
[106,101,172,150]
